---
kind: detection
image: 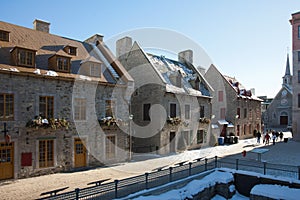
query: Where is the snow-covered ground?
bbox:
[0,131,297,200]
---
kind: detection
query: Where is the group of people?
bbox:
[255,130,284,145]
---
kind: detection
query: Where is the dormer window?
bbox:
[57,57,70,71]
[79,56,102,77]
[11,47,36,67]
[48,54,71,73]
[63,45,77,56]
[0,30,9,42]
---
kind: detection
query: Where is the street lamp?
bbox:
[129,114,133,161]
[235,115,239,136]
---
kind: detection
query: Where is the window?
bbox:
[298,52,300,62]
[90,64,100,77]
[18,49,35,66]
[249,109,252,120]
[69,47,77,56]
[74,98,86,120]
[298,70,300,83]
[185,105,190,119]
[200,105,205,118]
[106,135,116,159]
[106,100,115,117]
[0,94,14,120]
[39,140,54,168]
[170,103,177,118]
[298,94,300,108]
[189,130,193,144]
[39,96,54,118]
[220,108,225,119]
[143,103,151,121]
[244,125,247,135]
[57,57,70,72]
[298,25,300,39]
[218,91,224,102]
[244,108,247,118]
[197,130,203,144]
[237,108,240,119]
[0,30,9,41]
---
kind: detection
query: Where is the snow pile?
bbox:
[33,68,41,75]
[10,68,19,72]
[45,70,58,76]
[79,75,92,81]
[134,171,234,200]
[251,184,300,200]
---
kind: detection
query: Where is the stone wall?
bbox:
[0,71,131,178]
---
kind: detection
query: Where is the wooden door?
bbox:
[0,142,14,180]
[280,116,288,125]
[169,132,176,153]
[74,138,86,168]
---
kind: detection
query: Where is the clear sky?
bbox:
[1,0,299,97]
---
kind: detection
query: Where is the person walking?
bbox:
[272,133,276,145]
[265,132,270,145]
[257,131,261,143]
[279,132,284,141]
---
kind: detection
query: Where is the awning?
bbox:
[218,120,229,125]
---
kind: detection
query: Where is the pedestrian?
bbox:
[279,132,284,141]
[265,132,270,145]
[257,131,261,143]
[272,133,276,145]
[275,131,279,141]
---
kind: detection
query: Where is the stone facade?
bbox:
[117,37,213,155]
[263,55,293,130]
[0,20,133,179]
[205,64,262,140]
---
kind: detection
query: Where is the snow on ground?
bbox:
[251,184,300,200]
[131,170,234,200]
[0,132,297,200]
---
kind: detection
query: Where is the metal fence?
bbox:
[37,156,300,200]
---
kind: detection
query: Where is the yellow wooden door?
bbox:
[74,138,86,168]
[0,142,14,180]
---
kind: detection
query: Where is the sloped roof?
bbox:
[0,20,131,84]
[147,54,211,97]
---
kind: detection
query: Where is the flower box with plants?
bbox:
[167,116,182,126]
[26,116,69,129]
[199,117,210,124]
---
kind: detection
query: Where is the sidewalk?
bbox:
[0,132,297,200]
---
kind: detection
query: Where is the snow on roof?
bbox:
[251,184,300,200]
[148,54,210,97]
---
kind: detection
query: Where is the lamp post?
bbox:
[235,115,239,136]
[129,114,133,161]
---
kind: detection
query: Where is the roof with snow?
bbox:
[0,21,132,84]
[148,54,211,97]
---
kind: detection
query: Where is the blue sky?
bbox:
[1,1,299,97]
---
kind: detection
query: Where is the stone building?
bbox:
[116,37,214,155]
[290,11,300,140]
[263,54,293,130]
[0,20,133,179]
[204,64,262,140]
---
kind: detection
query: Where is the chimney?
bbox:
[33,19,50,33]
[197,66,206,75]
[85,34,104,45]
[178,49,193,64]
[116,36,132,58]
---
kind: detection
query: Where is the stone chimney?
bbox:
[197,66,206,75]
[116,36,132,58]
[33,19,50,33]
[85,34,104,45]
[178,49,193,64]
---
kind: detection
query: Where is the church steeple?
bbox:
[282,53,292,87]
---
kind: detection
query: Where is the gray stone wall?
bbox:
[0,72,131,178]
